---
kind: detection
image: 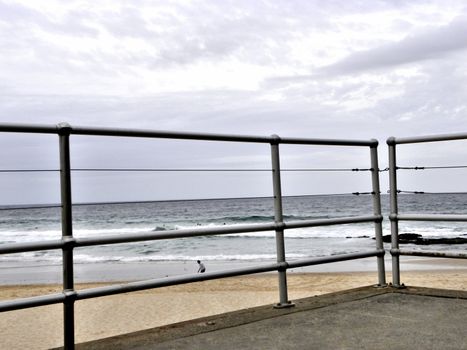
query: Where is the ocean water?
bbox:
[0,194,466,267]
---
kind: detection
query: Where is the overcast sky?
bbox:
[1,0,467,204]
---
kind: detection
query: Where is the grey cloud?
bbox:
[97,6,154,38]
[148,9,295,66]
[94,1,333,67]
[321,16,467,75]
[375,58,467,124]
[0,1,98,37]
[265,13,467,86]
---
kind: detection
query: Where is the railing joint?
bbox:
[277,261,289,272]
[63,289,77,302]
[57,122,72,135]
[62,236,76,249]
[390,248,400,256]
[374,215,383,223]
[275,221,286,230]
[386,137,396,146]
[270,134,281,145]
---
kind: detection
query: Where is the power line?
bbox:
[397,165,467,170]
[8,165,467,173]
[0,167,374,173]
[396,190,425,194]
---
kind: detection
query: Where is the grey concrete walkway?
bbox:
[74,286,467,350]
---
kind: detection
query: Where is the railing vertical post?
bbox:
[58,123,75,349]
[270,135,293,308]
[369,141,386,287]
[387,137,402,287]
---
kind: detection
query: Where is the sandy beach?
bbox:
[1,266,466,350]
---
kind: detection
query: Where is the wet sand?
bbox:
[1,269,466,350]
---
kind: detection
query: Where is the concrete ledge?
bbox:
[65,285,467,350]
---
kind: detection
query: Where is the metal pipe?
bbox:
[71,125,272,143]
[270,137,292,308]
[392,132,467,145]
[58,123,75,349]
[0,215,381,256]
[272,137,376,147]
[283,215,382,230]
[76,222,277,247]
[76,263,281,300]
[0,123,58,134]
[76,250,384,301]
[0,122,376,146]
[398,249,467,259]
[387,138,401,287]
[0,240,64,254]
[287,250,383,269]
[397,213,467,222]
[0,293,66,312]
[369,143,386,287]
[76,215,379,247]
[70,125,375,146]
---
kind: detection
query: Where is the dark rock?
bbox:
[414,237,467,245]
[380,233,467,245]
[381,233,421,243]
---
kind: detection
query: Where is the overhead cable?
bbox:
[0,167,374,173]
[397,165,467,170]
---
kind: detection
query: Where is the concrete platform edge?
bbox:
[60,285,466,350]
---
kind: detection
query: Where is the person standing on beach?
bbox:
[197,260,206,273]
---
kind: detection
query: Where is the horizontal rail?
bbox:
[0,292,66,312]
[388,133,467,145]
[287,250,383,269]
[0,249,383,310]
[0,215,381,255]
[284,215,381,229]
[398,249,467,259]
[76,263,281,300]
[0,123,59,134]
[73,250,383,300]
[72,126,273,143]
[76,222,277,247]
[396,214,467,222]
[72,215,382,248]
[0,123,376,147]
[276,137,377,147]
[72,126,377,146]
[0,240,64,254]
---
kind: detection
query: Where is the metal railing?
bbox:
[0,123,386,349]
[387,133,467,287]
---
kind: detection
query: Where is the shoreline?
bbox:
[1,269,466,349]
[1,256,466,285]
